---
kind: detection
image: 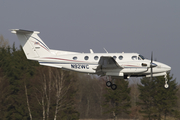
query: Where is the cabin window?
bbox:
[84,56,89,60]
[73,56,77,60]
[132,56,137,60]
[119,56,123,60]
[113,56,117,60]
[94,56,99,60]
[138,57,141,60]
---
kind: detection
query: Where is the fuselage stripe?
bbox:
[31,36,50,51]
[122,65,141,67]
[43,57,88,63]
[31,41,49,52]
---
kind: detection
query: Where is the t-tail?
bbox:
[11,29,52,59]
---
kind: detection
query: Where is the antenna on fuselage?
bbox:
[103,48,108,53]
[90,49,94,53]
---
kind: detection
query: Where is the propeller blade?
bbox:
[151,66,152,80]
[151,51,153,63]
[150,51,153,80]
[150,52,157,80]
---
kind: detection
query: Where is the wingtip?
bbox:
[10,29,18,33]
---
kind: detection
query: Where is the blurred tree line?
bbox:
[0,35,180,120]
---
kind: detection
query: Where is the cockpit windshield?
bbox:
[139,55,145,60]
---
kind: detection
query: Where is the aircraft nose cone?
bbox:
[162,64,171,72]
[166,65,171,71]
[154,61,171,72]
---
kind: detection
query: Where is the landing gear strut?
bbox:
[164,73,169,88]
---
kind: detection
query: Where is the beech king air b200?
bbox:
[11,29,171,90]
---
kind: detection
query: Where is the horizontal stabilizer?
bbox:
[11,29,40,34]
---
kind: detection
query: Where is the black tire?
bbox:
[111,84,117,90]
[106,81,112,87]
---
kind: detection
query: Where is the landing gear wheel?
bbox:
[164,84,169,88]
[106,81,112,87]
[111,84,117,90]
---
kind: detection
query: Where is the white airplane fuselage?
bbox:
[35,52,171,79]
[11,29,171,80]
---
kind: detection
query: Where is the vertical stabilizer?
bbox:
[11,29,51,59]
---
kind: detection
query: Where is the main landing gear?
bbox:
[164,74,169,88]
[106,80,117,90]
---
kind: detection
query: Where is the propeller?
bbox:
[150,52,157,80]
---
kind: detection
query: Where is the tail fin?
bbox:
[11,29,52,59]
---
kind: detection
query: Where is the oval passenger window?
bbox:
[119,56,123,60]
[84,56,89,60]
[94,56,99,60]
[73,56,77,60]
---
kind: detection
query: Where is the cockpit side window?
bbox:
[139,55,145,60]
[132,56,137,60]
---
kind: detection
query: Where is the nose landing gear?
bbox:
[164,74,169,88]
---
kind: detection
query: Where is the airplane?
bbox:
[11,29,171,90]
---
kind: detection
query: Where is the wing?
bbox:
[95,56,124,75]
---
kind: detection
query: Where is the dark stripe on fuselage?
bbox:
[31,36,49,51]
